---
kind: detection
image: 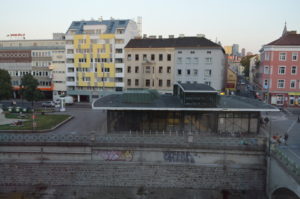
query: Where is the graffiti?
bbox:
[163,151,195,163]
[96,150,134,161]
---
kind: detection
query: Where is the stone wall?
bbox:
[0,145,266,198]
[0,162,264,190]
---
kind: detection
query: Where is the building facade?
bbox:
[124,47,174,92]
[225,67,237,93]
[124,37,226,92]
[65,19,139,102]
[259,28,300,106]
[0,39,66,99]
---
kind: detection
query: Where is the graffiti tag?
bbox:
[96,150,134,161]
[163,151,195,163]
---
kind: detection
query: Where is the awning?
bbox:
[288,92,300,96]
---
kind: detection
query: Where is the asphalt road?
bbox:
[51,107,106,136]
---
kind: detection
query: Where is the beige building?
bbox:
[0,37,66,99]
[124,47,174,92]
[124,37,226,92]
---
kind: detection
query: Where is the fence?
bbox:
[0,133,265,151]
[271,145,300,179]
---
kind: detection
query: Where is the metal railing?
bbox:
[0,133,265,151]
[271,145,300,178]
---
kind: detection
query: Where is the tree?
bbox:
[0,69,12,100]
[240,55,256,77]
[20,74,43,107]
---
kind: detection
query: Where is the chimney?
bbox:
[179,34,185,38]
[158,35,163,39]
[197,34,205,38]
[149,35,157,39]
[143,34,147,38]
[288,31,297,34]
[169,35,174,38]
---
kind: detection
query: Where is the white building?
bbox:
[174,37,226,91]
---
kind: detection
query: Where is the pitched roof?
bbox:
[267,31,300,46]
[125,37,223,49]
[67,19,130,34]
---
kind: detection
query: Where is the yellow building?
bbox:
[224,45,233,55]
[225,68,237,92]
[65,19,139,102]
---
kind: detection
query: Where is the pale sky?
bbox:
[1,0,300,53]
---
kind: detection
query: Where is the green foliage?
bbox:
[240,55,256,77]
[20,74,43,104]
[0,69,12,100]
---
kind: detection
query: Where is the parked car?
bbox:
[61,96,74,105]
[41,101,55,107]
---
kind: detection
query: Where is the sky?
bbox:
[0,0,300,54]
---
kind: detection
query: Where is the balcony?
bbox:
[66,72,76,77]
[66,81,76,86]
[115,53,124,59]
[66,54,74,59]
[115,82,124,87]
[115,72,124,78]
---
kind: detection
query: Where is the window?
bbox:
[127,66,131,73]
[207,51,211,54]
[186,57,191,64]
[279,52,286,61]
[277,80,285,88]
[205,57,212,63]
[265,52,270,61]
[177,57,182,64]
[278,66,286,74]
[292,52,298,61]
[143,54,147,61]
[204,69,212,77]
[276,95,284,105]
[289,95,295,105]
[151,54,155,61]
[159,79,163,87]
[205,81,211,86]
[193,58,198,64]
[290,80,296,88]
[127,79,131,86]
[264,66,270,74]
[178,51,182,54]
[159,66,163,73]
[167,54,171,61]
[135,66,139,73]
[193,69,198,75]
[167,80,171,87]
[264,79,269,89]
[177,69,182,75]
[187,69,191,75]
[145,79,150,87]
[167,66,171,73]
[159,54,163,61]
[291,66,297,74]
[145,66,151,73]
[135,54,139,61]
[135,79,139,86]
[127,54,132,61]
[116,49,123,53]
[190,51,195,54]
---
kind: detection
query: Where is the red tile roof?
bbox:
[267,31,300,45]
